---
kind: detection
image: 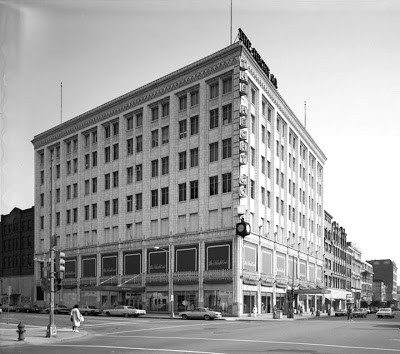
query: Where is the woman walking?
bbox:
[70,304,83,332]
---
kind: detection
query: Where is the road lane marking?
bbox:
[99,335,400,352]
[46,344,227,353]
[100,322,227,335]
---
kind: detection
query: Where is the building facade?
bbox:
[323,212,351,311]
[367,259,398,308]
[0,207,35,306]
[32,35,326,315]
[360,261,373,308]
[347,242,362,308]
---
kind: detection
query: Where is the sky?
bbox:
[1,0,399,266]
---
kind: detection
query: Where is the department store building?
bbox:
[32,30,326,316]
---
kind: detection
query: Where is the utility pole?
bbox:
[46,150,57,337]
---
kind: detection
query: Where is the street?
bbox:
[1,312,400,353]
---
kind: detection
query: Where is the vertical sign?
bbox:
[239,57,249,202]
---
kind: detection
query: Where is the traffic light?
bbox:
[56,277,62,291]
[236,218,251,238]
[55,250,65,279]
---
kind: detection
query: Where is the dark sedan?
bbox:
[16,304,43,313]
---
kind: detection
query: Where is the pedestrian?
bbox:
[311,306,314,316]
[300,306,303,316]
[70,304,84,332]
[347,306,353,321]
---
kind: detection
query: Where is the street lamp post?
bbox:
[154,246,174,318]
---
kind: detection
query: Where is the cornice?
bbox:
[32,44,241,150]
[242,49,327,163]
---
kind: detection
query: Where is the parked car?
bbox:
[179,307,222,320]
[16,304,43,313]
[376,308,395,319]
[45,304,71,315]
[352,308,368,318]
[334,309,347,317]
[1,305,16,312]
[103,305,146,317]
[79,305,102,316]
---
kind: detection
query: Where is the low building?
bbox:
[361,261,373,308]
[0,207,35,306]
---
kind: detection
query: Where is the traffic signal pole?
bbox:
[46,246,57,337]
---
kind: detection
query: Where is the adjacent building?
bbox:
[367,259,398,308]
[347,242,362,308]
[360,261,373,308]
[0,207,35,306]
[32,31,326,316]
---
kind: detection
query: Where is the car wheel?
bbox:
[84,312,88,316]
[124,313,129,317]
[55,310,59,314]
[182,314,188,320]
[106,312,111,316]
[204,315,211,320]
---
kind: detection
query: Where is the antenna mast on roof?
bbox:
[60,82,63,123]
[230,0,233,45]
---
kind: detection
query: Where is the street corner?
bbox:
[23,328,90,346]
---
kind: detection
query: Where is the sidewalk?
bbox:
[0,324,88,348]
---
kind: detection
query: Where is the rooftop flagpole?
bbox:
[230,0,233,44]
[61,82,63,123]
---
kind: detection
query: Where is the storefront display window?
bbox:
[175,291,198,312]
[147,291,168,312]
[205,290,232,314]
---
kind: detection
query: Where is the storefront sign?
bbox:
[65,259,77,278]
[149,251,167,273]
[124,253,141,275]
[82,257,96,277]
[261,249,273,274]
[243,244,257,272]
[102,255,117,276]
[206,244,231,270]
[238,28,278,89]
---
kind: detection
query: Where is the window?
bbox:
[113,198,119,215]
[222,173,232,193]
[136,164,142,182]
[209,142,218,162]
[85,205,90,221]
[276,140,280,157]
[251,89,256,104]
[261,186,265,204]
[222,77,232,94]
[66,141,71,154]
[209,176,218,196]
[113,122,119,136]
[222,104,232,125]
[127,167,133,184]
[210,109,219,129]
[151,106,159,121]
[40,170,44,185]
[105,146,111,163]
[210,82,219,99]
[190,180,198,199]
[267,191,271,208]
[135,193,142,210]
[280,172,284,188]
[113,143,119,160]
[179,95,187,111]
[92,151,97,167]
[179,120,187,139]
[40,193,44,207]
[161,187,169,205]
[178,183,186,201]
[267,161,271,178]
[190,90,199,106]
[92,130,97,143]
[162,102,169,117]
[73,158,78,173]
[92,177,97,193]
[66,210,71,224]
[56,212,60,226]
[190,148,199,167]
[251,147,255,166]
[151,159,159,177]
[126,113,133,130]
[151,189,158,207]
[267,106,272,122]
[179,151,187,170]
[161,126,169,144]
[84,180,90,195]
[251,115,255,134]
[136,112,143,127]
[127,138,133,155]
[151,130,159,148]
[73,139,78,152]
[113,171,119,187]
[262,101,266,116]
[56,165,60,178]
[104,125,111,139]
[261,156,265,174]
[161,156,169,175]
[105,174,111,190]
[73,183,78,198]
[56,188,60,203]
[222,138,232,159]
[267,131,271,148]
[190,116,199,135]
[250,179,255,199]
[66,185,71,200]
[136,135,143,153]
[261,125,266,143]
[92,203,97,219]
[73,208,78,223]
